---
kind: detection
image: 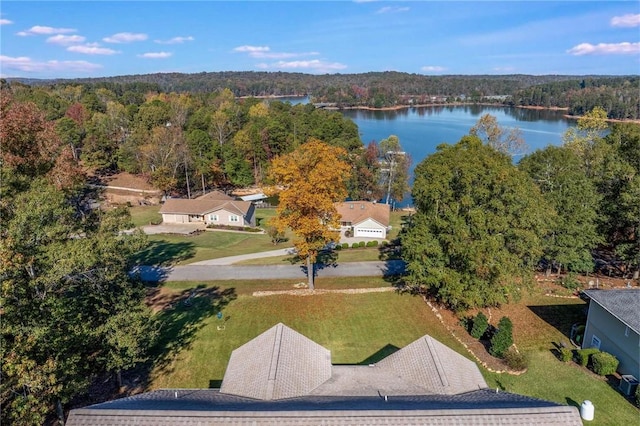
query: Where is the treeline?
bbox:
[9,71,639,119]
[509,76,640,119]
[402,109,639,310]
[0,81,407,204]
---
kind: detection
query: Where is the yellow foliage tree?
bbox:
[268,139,351,290]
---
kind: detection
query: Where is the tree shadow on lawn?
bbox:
[527,304,587,341]
[136,285,237,389]
[133,240,196,266]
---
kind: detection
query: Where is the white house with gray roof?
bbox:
[67,323,581,425]
[582,288,640,379]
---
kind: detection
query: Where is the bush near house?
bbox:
[342,243,349,249]
[504,348,529,371]
[559,347,573,362]
[366,240,379,247]
[471,312,489,339]
[635,385,640,407]
[576,348,600,367]
[591,352,619,376]
[490,316,513,358]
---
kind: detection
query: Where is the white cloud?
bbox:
[0,55,101,73]
[421,66,447,72]
[267,59,347,73]
[233,45,270,53]
[138,52,173,59]
[376,6,410,14]
[0,19,13,25]
[567,42,640,56]
[103,32,148,43]
[155,36,194,45]
[17,25,76,36]
[611,14,640,28]
[67,43,119,55]
[47,34,86,45]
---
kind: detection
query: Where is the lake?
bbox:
[343,106,575,207]
[280,98,576,206]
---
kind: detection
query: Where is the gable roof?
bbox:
[583,289,640,333]
[220,323,332,400]
[160,197,253,217]
[376,335,486,395]
[66,324,583,425]
[335,201,390,227]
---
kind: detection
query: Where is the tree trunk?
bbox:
[307,256,315,290]
[116,370,123,389]
[201,173,206,195]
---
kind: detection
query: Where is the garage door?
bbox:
[355,228,385,238]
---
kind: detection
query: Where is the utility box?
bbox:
[619,375,638,396]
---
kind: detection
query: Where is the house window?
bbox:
[591,335,601,350]
[230,215,239,222]
[209,214,219,222]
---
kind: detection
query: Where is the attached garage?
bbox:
[161,213,189,223]
[353,218,387,239]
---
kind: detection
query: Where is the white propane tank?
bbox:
[580,400,594,421]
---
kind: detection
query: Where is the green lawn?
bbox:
[148,277,464,389]
[146,280,638,425]
[130,205,163,227]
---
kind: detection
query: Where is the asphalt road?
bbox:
[132,260,406,282]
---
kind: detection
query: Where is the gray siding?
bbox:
[584,302,640,378]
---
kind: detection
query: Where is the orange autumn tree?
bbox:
[268,139,351,290]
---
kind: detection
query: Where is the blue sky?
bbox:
[1,1,638,79]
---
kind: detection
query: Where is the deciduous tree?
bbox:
[268,139,351,289]
[470,113,527,156]
[402,136,548,310]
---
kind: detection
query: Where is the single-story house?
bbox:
[335,201,391,239]
[67,323,582,425]
[160,191,256,227]
[582,288,640,379]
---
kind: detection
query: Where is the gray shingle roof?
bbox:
[66,389,582,425]
[66,324,583,425]
[220,323,332,400]
[376,335,486,395]
[583,289,640,333]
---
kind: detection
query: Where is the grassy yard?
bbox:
[148,277,461,389]
[146,280,638,425]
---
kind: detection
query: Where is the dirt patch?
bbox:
[102,172,157,191]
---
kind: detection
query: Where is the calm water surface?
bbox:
[281,98,576,206]
[342,105,574,164]
[342,106,575,206]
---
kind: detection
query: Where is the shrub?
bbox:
[490,316,513,358]
[352,242,360,248]
[591,352,619,375]
[366,240,379,247]
[504,348,528,371]
[358,241,366,248]
[341,243,349,250]
[635,384,640,408]
[559,347,573,362]
[470,312,489,339]
[561,272,581,290]
[576,348,600,367]
[335,244,342,250]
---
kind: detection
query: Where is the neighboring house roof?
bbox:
[335,201,390,227]
[160,197,253,218]
[240,193,268,202]
[220,323,332,400]
[66,323,582,425]
[197,190,234,201]
[583,289,640,334]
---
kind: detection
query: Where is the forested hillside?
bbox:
[9,71,639,119]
